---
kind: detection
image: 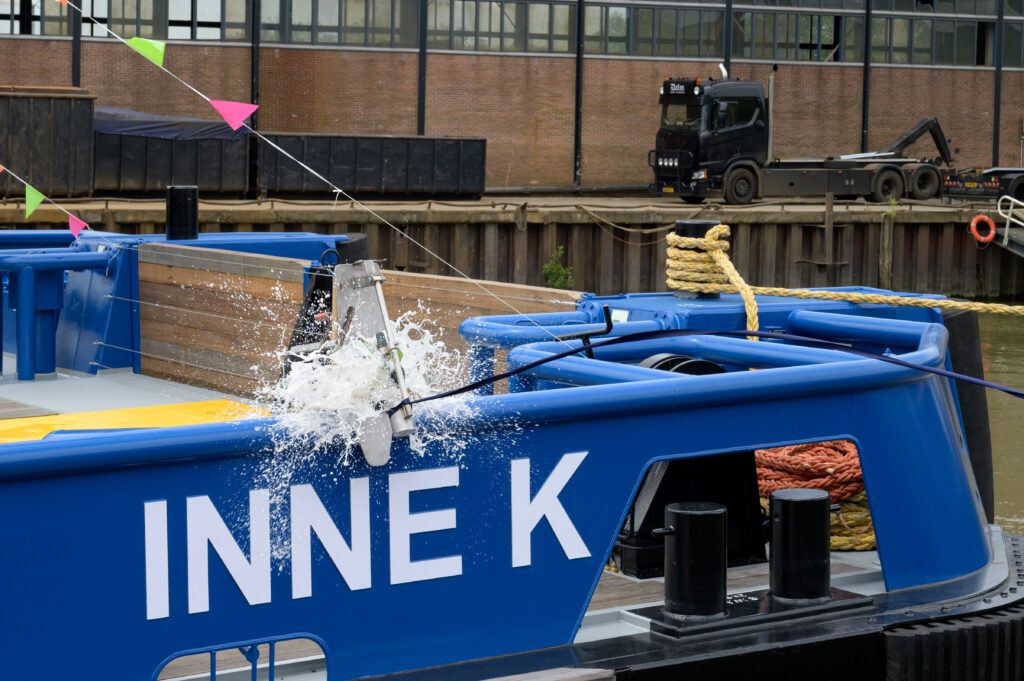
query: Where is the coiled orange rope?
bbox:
[755,440,876,551]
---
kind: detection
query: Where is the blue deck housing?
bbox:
[0,230,347,379]
[0,283,992,680]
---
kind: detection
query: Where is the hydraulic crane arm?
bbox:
[881,117,954,166]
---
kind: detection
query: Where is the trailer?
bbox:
[941,167,1024,201]
[649,75,953,205]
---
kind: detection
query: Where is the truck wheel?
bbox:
[724,168,756,205]
[1008,176,1024,201]
[909,165,940,200]
[871,169,905,203]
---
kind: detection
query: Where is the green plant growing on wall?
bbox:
[886,197,900,217]
[543,245,574,290]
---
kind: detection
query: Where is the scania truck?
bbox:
[649,75,953,204]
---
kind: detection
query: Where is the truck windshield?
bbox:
[662,103,703,131]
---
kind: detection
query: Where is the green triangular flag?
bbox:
[127,37,166,67]
[25,185,43,219]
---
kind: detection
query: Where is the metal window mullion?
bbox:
[498,0,504,50]
[311,0,318,42]
[772,10,778,58]
[697,8,702,56]
[624,5,631,54]
[552,2,557,51]
[816,13,821,58]
[675,8,680,55]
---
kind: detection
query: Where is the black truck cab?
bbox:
[650,77,768,202]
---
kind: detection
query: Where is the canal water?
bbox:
[979,314,1024,535]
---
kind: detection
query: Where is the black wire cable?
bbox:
[389,327,1024,415]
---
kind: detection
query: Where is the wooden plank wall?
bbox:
[16,201,1022,299]
[382,271,581,380]
[137,243,580,397]
[137,243,309,397]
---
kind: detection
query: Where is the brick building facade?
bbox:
[2,29,1023,189]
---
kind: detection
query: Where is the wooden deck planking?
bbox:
[0,398,55,420]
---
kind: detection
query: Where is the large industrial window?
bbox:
[956,20,976,65]
[583,4,602,53]
[551,3,572,52]
[527,2,548,51]
[477,0,500,51]
[777,13,798,59]
[290,0,313,42]
[1005,21,1023,66]
[912,18,932,63]
[632,7,653,55]
[871,16,888,62]
[934,19,954,63]
[428,0,450,47]
[733,11,752,58]
[703,10,724,56]
[3,0,1022,70]
[318,0,340,42]
[681,9,700,56]
[608,5,627,54]
[842,15,863,61]
[656,8,676,56]
[891,17,910,63]
[753,12,774,59]
[452,0,474,48]
[503,2,527,51]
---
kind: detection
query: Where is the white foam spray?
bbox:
[248,303,491,563]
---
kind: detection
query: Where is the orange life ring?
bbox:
[970,214,996,243]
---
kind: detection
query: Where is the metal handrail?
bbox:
[996,194,1024,246]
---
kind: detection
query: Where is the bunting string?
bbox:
[12,1,574,346]
[0,164,91,237]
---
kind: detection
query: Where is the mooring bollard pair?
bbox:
[655,488,832,620]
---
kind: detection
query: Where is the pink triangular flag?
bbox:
[209,100,258,131]
[69,214,87,238]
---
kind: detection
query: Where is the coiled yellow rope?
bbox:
[666,224,1024,334]
[758,492,876,551]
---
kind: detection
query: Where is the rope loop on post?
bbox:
[666,223,760,337]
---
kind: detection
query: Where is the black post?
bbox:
[723,0,733,74]
[994,0,1005,166]
[250,0,261,129]
[769,489,831,602]
[417,0,428,135]
[17,0,30,34]
[860,3,872,152]
[660,502,727,619]
[166,186,199,241]
[71,8,82,87]
[573,0,584,186]
[248,0,261,198]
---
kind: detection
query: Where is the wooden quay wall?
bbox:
[4,197,1023,300]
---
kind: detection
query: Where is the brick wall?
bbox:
[3,35,1024,188]
[259,48,418,134]
[425,53,575,187]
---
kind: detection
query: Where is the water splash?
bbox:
[249,303,486,563]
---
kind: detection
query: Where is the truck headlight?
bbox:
[692,169,708,180]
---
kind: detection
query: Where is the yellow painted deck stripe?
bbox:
[0,399,268,444]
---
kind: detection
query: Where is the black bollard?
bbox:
[672,220,724,300]
[769,488,832,602]
[165,186,199,241]
[657,501,728,619]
